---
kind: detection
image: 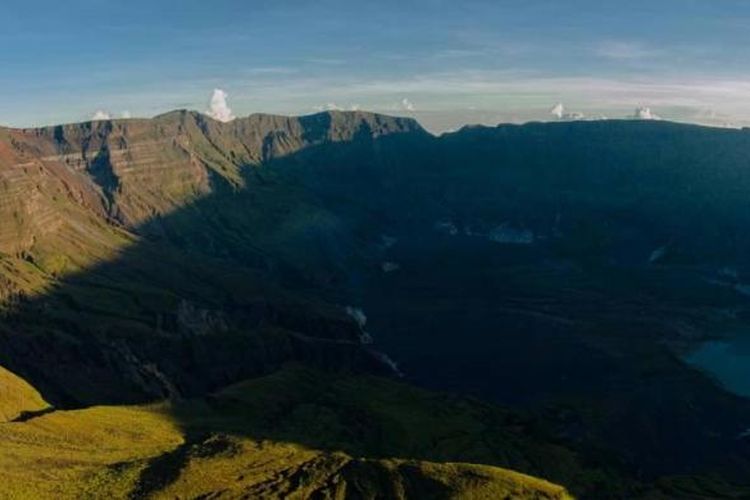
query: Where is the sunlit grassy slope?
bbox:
[0,365,50,422]
[2,363,747,498]
[0,365,573,499]
[0,405,181,498]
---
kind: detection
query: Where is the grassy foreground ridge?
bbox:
[0,364,572,499]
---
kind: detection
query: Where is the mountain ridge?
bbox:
[3,109,750,497]
[6,109,428,141]
[7,108,750,136]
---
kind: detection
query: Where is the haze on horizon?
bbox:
[3,0,750,132]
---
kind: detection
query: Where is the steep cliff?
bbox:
[4,112,750,497]
[0,111,427,406]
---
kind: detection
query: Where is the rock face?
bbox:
[5,112,750,496]
[0,110,426,406]
[4,112,750,408]
[1,110,424,234]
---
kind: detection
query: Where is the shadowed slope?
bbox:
[0,365,575,499]
[0,110,429,403]
[3,113,750,497]
[0,113,581,498]
[0,113,586,498]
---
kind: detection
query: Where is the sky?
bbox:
[3,0,750,132]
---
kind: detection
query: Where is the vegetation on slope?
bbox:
[0,365,573,499]
[3,113,750,497]
[0,365,50,422]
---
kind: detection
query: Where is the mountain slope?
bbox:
[0,365,574,499]
[3,112,750,497]
[0,111,426,406]
[0,365,50,422]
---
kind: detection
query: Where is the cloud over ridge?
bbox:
[207,89,235,122]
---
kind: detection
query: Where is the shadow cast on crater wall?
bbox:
[3,116,750,496]
[0,127,426,408]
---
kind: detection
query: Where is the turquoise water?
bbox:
[684,335,750,398]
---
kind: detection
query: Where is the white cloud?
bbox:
[313,102,342,111]
[64,70,750,132]
[313,102,362,112]
[631,106,661,120]
[121,110,132,119]
[550,102,564,119]
[143,71,750,130]
[207,88,235,122]
[401,98,416,112]
[564,111,586,120]
[550,103,585,120]
[91,110,111,121]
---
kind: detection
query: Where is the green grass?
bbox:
[155,447,572,500]
[0,365,573,499]
[0,366,50,422]
[0,403,182,498]
[1,339,747,499]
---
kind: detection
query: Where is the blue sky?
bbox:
[3,0,750,131]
